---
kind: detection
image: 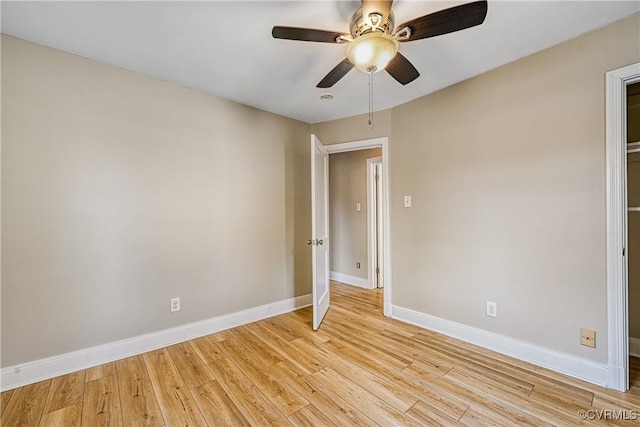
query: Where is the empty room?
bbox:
[2,1,640,425]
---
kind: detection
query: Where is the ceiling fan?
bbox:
[272,0,488,88]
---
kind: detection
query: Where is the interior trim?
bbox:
[329,271,372,289]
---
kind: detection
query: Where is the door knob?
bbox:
[307,239,313,246]
[317,239,324,245]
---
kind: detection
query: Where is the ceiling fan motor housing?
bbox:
[350,7,395,37]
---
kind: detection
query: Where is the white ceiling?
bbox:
[2,1,638,124]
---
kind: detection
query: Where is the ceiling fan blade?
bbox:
[385,52,420,85]
[317,58,355,88]
[272,26,346,43]
[396,0,488,42]
[362,0,393,26]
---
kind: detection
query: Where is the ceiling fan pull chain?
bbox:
[368,71,374,128]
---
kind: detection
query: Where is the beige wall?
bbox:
[312,110,391,146]
[315,13,640,364]
[1,35,311,367]
[329,149,381,280]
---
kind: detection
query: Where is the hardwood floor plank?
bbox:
[289,337,334,369]
[311,337,419,412]
[258,317,300,342]
[321,336,471,419]
[244,321,327,374]
[143,348,206,426]
[381,319,425,338]
[409,362,557,426]
[39,403,82,427]
[270,313,332,344]
[288,404,338,427]
[1,380,51,427]
[42,371,85,415]
[411,330,589,403]
[321,321,412,370]
[406,400,466,426]
[233,326,285,366]
[191,380,251,427]
[208,328,235,342]
[269,360,378,427]
[189,335,225,365]
[459,405,523,427]
[207,357,292,426]
[445,366,534,398]
[82,374,123,427]
[85,362,116,382]
[1,389,15,417]
[323,304,387,335]
[591,393,640,426]
[528,384,595,416]
[166,342,215,389]
[405,348,592,426]
[311,366,422,426]
[115,355,164,427]
[218,337,308,416]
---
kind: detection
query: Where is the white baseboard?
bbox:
[1,294,312,392]
[330,271,372,289]
[391,305,609,388]
[630,337,640,358]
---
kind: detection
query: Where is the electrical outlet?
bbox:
[486,301,497,318]
[170,297,181,312]
[580,328,596,348]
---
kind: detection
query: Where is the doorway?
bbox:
[627,82,640,392]
[605,62,640,392]
[326,148,383,292]
[323,137,392,317]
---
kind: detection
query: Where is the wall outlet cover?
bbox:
[170,297,181,312]
[486,301,497,318]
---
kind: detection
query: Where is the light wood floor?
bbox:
[2,282,640,426]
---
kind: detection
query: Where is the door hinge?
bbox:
[375,174,380,182]
[376,267,380,274]
[623,247,626,256]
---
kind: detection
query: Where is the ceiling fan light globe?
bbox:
[346,32,398,74]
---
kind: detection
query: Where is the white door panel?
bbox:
[311,134,330,330]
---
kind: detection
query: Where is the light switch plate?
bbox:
[404,195,412,208]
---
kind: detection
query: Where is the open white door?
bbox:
[311,134,330,330]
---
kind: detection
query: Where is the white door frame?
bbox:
[367,156,383,288]
[606,62,640,392]
[325,137,392,316]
